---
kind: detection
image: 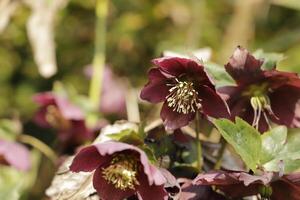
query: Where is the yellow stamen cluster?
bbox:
[102,154,140,190]
[166,80,201,114]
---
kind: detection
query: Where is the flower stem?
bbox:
[18,134,57,164]
[195,112,203,171]
[89,0,109,110]
[214,137,227,169]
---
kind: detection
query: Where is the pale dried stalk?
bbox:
[0,0,19,33]
[219,0,265,62]
[24,0,69,78]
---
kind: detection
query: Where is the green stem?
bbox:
[214,137,227,169]
[89,0,109,109]
[195,112,203,171]
[18,134,57,164]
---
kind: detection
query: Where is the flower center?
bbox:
[102,154,140,190]
[242,83,269,97]
[46,105,71,130]
[166,80,201,114]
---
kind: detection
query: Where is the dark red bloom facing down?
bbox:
[33,92,94,148]
[220,46,300,132]
[140,57,230,130]
[0,139,31,171]
[70,141,168,200]
[193,170,300,200]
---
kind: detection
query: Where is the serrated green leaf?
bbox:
[253,49,284,70]
[214,118,261,171]
[204,62,235,88]
[260,126,287,164]
[263,128,300,173]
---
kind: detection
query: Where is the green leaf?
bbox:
[108,129,144,145]
[272,0,300,11]
[204,62,235,88]
[214,118,261,171]
[263,128,300,173]
[141,145,157,164]
[260,126,287,164]
[253,49,284,70]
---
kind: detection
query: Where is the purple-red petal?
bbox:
[140,68,170,103]
[198,85,230,119]
[0,139,31,171]
[137,172,168,200]
[160,102,195,130]
[69,145,105,172]
[269,85,300,128]
[152,57,188,76]
[225,46,263,84]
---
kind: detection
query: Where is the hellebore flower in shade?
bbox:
[193,170,300,200]
[140,57,230,130]
[178,178,226,200]
[84,66,127,117]
[219,46,300,132]
[33,92,94,148]
[0,139,31,171]
[70,141,168,200]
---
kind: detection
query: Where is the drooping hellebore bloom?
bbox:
[0,139,31,171]
[140,57,230,130]
[33,92,94,148]
[219,46,300,132]
[70,141,168,200]
[193,170,300,200]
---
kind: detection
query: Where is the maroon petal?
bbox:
[33,107,51,128]
[225,46,263,84]
[140,68,170,103]
[217,86,240,102]
[186,61,214,89]
[33,92,56,105]
[160,102,195,130]
[137,173,168,200]
[269,85,300,128]
[70,145,106,172]
[271,174,300,200]
[93,167,135,200]
[58,120,94,147]
[197,85,230,119]
[193,170,272,198]
[152,57,188,76]
[0,139,31,171]
[179,179,226,200]
[264,70,300,89]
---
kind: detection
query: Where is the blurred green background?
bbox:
[1,0,300,120]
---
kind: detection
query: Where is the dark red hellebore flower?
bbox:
[140,57,230,130]
[33,92,94,147]
[193,170,300,200]
[220,46,300,132]
[70,141,168,200]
